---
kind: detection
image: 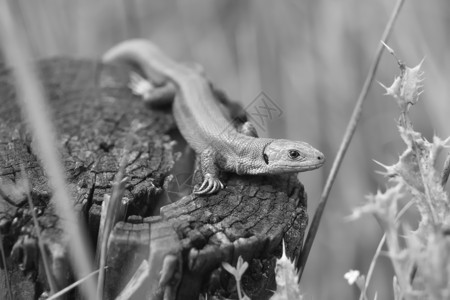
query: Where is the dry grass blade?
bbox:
[0,232,13,300]
[0,1,97,299]
[115,259,150,300]
[95,193,128,265]
[97,150,130,300]
[21,166,58,295]
[296,0,406,282]
[46,268,105,300]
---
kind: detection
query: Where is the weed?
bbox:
[348,45,450,300]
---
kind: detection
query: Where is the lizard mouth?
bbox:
[298,161,324,171]
[262,141,272,165]
[276,161,324,173]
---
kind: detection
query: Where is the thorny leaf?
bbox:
[374,148,423,193]
[348,184,403,230]
[401,60,425,106]
[379,52,424,113]
[270,240,302,300]
[400,128,450,232]
[379,76,402,104]
[373,124,450,234]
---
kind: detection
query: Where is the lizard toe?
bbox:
[194,174,224,195]
[214,181,222,193]
[202,179,216,194]
[194,179,211,195]
[199,178,209,190]
[197,179,209,193]
[195,185,210,195]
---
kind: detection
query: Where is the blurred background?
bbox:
[4,0,450,299]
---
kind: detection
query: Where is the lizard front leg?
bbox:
[129,72,176,107]
[194,148,224,195]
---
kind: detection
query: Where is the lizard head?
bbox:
[262,139,325,173]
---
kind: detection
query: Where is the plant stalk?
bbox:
[296,0,406,282]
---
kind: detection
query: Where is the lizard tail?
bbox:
[102,39,182,85]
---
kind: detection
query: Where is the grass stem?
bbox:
[359,200,414,300]
[297,0,406,282]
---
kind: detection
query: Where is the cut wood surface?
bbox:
[0,58,308,300]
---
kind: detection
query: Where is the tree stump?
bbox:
[0,57,308,300]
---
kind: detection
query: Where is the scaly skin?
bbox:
[103,39,325,195]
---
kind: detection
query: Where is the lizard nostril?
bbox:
[317,155,323,161]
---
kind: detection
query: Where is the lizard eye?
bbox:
[288,150,303,160]
[263,153,269,164]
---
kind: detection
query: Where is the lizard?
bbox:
[102,39,325,195]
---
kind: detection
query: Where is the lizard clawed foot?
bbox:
[128,72,154,100]
[194,173,224,195]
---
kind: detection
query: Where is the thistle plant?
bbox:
[348,44,450,300]
[270,241,303,300]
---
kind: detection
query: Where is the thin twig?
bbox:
[359,231,387,300]
[359,200,414,300]
[0,233,13,300]
[47,268,104,300]
[296,0,406,281]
